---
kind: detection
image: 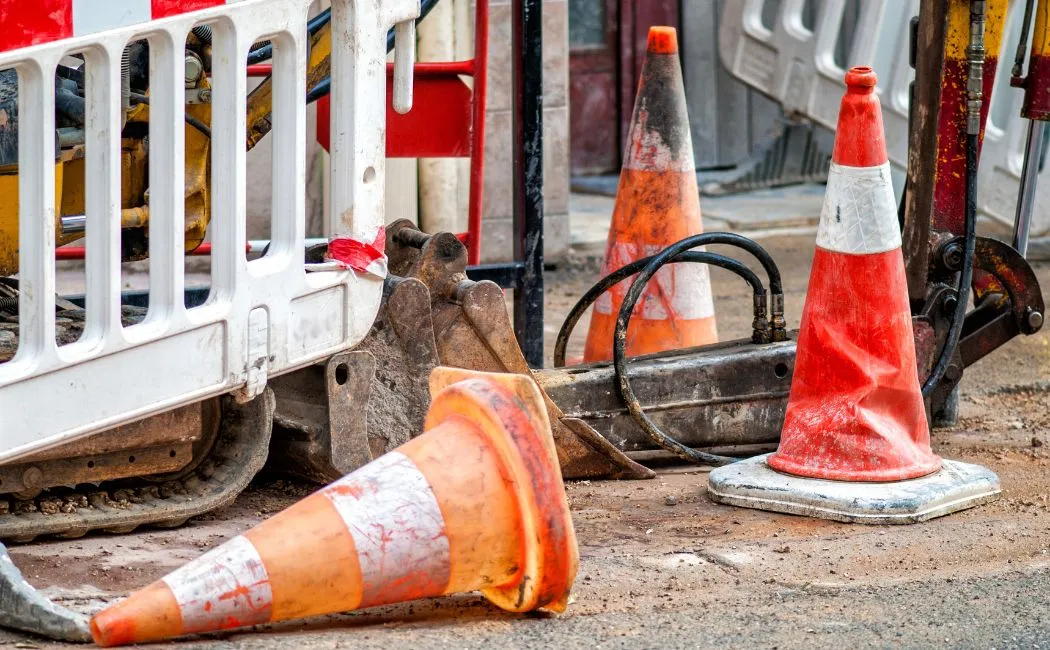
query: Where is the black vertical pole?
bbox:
[512,0,545,368]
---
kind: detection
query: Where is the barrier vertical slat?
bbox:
[209,18,249,302]
[813,0,846,72]
[83,42,126,344]
[849,1,887,69]
[15,60,58,362]
[269,29,307,260]
[147,28,188,325]
[328,0,386,245]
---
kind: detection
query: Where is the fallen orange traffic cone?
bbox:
[582,26,716,362]
[707,67,999,524]
[90,369,578,646]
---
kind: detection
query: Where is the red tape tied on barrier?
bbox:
[326,227,388,279]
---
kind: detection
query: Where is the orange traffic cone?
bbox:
[582,26,716,363]
[90,369,578,646]
[707,67,1000,524]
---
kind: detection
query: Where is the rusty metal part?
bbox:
[269,351,378,483]
[0,402,216,496]
[959,237,1045,365]
[915,237,1045,415]
[536,339,794,454]
[0,391,273,543]
[391,221,653,480]
[271,222,653,481]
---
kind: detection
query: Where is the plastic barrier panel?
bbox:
[719,0,1050,234]
[0,0,419,460]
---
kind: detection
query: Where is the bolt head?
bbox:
[184,53,203,84]
[1027,309,1044,331]
[21,466,43,489]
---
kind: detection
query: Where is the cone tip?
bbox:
[646,27,678,55]
[845,66,877,92]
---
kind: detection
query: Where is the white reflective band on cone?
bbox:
[816,162,901,255]
[594,242,715,320]
[163,535,273,633]
[323,451,451,608]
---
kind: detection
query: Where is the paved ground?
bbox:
[5,192,1050,649]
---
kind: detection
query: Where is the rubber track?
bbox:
[0,390,274,543]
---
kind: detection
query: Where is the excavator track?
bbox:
[0,390,273,543]
[0,297,275,543]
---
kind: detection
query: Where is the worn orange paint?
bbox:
[90,369,578,647]
[583,26,717,362]
[646,25,678,55]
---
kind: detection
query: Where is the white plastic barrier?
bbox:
[719,0,1048,234]
[0,0,419,461]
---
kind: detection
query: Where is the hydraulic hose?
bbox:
[553,232,785,367]
[922,0,984,397]
[611,235,770,466]
[553,251,769,367]
[922,134,978,397]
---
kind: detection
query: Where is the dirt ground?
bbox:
[5,233,1050,649]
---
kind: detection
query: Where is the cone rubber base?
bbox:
[707,454,1000,524]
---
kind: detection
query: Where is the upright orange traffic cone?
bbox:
[582,26,716,362]
[707,67,999,524]
[90,369,578,646]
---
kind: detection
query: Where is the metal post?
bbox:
[512,0,545,368]
[1013,120,1045,256]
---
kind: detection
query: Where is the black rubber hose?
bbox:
[55,88,86,125]
[922,133,978,397]
[127,92,212,139]
[613,236,763,465]
[306,0,443,104]
[1012,0,1036,78]
[553,231,783,367]
[553,249,765,367]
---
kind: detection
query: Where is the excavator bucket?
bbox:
[269,220,654,482]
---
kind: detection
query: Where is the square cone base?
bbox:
[707,454,1000,524]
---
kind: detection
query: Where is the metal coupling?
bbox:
[770,293,788,342]
[751,293,770,344]
[966,0,987,135]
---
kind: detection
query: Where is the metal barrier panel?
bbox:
[0,0,420,461]
[719,0,1049,234]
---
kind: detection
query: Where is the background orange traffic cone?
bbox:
[582,26,716,362]
[90,369,578,646]
[707,67,1000,524]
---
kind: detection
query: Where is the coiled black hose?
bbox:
[611,234,777,465]
[554,251,767,367]
[553,231,785,367]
